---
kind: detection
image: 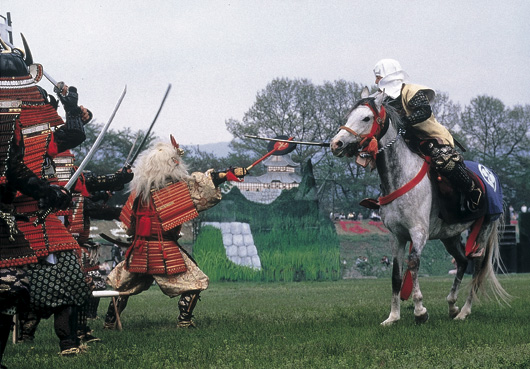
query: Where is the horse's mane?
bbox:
[129,141,190,203]
[349,95,405,132]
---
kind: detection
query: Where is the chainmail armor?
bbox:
[402,90,432,127]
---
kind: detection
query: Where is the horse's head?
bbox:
[330,87,387,159]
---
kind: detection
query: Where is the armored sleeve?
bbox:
[402,90,432,127]
[6,143,71,209]
[53,86,92,152]
[85,169,133,193]
[5,143,46,199]
[53,115,86,152]
[85,198,122,220]
[186,170,222,212]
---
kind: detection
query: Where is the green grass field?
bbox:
[5,274,530,369]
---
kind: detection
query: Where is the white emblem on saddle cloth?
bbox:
[478,164,497,191]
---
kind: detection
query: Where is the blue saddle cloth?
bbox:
[464,161,503,220]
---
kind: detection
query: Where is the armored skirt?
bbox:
[27,251,90,318]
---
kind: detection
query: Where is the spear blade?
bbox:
[244,134,329,148]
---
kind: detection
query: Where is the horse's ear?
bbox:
[374,89,386,108]
[361,86,370,99]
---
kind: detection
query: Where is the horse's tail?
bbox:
[470,217,511,304]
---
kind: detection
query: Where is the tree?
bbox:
[71,123,157,173]
[182,145,250,174]
[460,96,530,207]
[225,77,380,215]
[70,122,158,206]
[431,91,463,145]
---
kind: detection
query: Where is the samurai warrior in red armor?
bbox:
[1,35,93,356]
[103,138,246,329]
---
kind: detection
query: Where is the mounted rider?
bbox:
[373,58,482,212]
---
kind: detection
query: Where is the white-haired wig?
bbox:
[129,141,190,203]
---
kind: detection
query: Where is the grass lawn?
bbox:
[5,274,530,369]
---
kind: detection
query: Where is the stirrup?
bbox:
[466,187,482,212]
[470,248,485,258]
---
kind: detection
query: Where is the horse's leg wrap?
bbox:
[407,252,420,270]
[103,296,129,330]
[177,290,200,328]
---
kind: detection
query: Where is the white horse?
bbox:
[330,88,508,325]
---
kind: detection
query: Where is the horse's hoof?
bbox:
[381,319,398,326]
[453,312,468,321]
[415,312,429,324]
[449,307,460,319]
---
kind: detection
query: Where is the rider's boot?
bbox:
[177,290,200,328]
[445,162,482,212]
[426,141,482,212]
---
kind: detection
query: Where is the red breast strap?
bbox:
[379,161,429,206]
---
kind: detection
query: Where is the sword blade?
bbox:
[65,85,127,190]
[124,133,139,167]
[43,70,60,90]
[244,134,329,147]
[127,84,172,167]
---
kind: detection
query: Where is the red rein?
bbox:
[339,103,387,159]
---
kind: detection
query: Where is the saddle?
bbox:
[360,161,500,225]
[430,167,487,224]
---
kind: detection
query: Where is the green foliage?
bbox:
[6,275,530,369]
[459,96,530,208]
[70,123,157,206]
[194,187,340,282]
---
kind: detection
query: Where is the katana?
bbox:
[123,133,139,167]
[99,232,130,248]
[34,86,128,225]
[126,83,172,168]
[244,134,330,148]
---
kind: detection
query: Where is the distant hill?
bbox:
[184,141,232,157]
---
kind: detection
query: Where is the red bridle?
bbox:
[339,103,387,158]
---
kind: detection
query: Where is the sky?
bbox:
[1,1,529,146]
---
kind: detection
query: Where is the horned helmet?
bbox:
[0,34,43,82]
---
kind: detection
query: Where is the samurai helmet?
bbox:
[170,134,185,157]
[373,58,409,99]
[0,34,42,81]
